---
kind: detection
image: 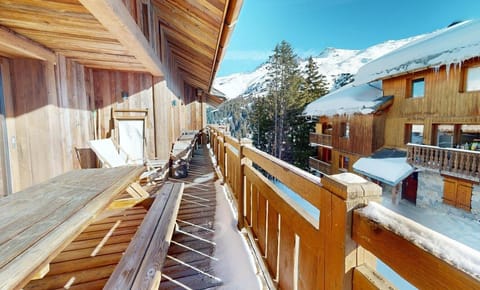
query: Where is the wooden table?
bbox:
[0,166,144,289]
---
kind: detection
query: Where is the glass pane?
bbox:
[412,78,425,98]
[410,125,424,144]
[437,124,454,148]
[460,125,480,150]
[466,67,480,91]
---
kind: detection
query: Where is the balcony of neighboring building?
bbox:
[309,132,332,147]
[309,156,333,175]
[406,124,480,182]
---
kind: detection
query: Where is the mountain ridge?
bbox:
[213,35,424,100]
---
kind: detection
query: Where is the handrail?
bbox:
[309,132,332,147]
[353,203,480,289]
[206,125,480,289]
[407,143,480,181]
[309,156,332,175]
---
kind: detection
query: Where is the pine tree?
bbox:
[265,40,301,160]
[289,56,329,170]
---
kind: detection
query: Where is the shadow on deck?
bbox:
[23,145,258,290]
[161,144,259,289]
[160,146,223,289]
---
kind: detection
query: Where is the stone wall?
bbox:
[416,170,480,220]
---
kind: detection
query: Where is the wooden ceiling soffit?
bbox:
[0,25,55,63]
[206,94,226,108]
[153,2,218,45]
[79,0,164,77]
[162,25,216,57]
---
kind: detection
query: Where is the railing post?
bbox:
[237,138,252,230]
[321,174,382,289]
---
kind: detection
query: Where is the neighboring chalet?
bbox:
[305,20,480,218]
[304,81,393,175]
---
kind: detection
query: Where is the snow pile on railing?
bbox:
[356,20,480,83]
[359,202,480,279]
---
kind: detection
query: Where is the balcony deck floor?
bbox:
[22,144,258,290]
[160,145,259,290]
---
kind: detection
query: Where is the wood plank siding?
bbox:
[0,0,242,192]
[383,58,480,148]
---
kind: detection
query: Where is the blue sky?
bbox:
[217,0,480,76]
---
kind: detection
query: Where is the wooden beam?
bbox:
[0,26,56,63]
[79,0,164,77]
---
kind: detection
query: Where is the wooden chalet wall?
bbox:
[1,58,193,192]
[0,56,93,191]
[331,114,383,156]
[383,59,480,148]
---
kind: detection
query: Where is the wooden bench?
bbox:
[104,182,184,290]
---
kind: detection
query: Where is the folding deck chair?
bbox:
[88,138,168,182]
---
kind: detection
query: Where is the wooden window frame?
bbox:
[407,77,425,98]
[340,122,349,138]
[338,154,349,171]
[463,65,480,93]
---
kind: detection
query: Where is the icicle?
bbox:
[446,63,451,80]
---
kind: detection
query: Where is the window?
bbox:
[443,177,472,212]
[141,3,150,41]
[405,124,424,144]
[466,66,480,92]
[435,124,454,148]
[460,125,480,149]
[339,155,349,171]
[411,78,425,98]
[340,122,349,138]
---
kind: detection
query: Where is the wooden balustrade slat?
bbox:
[298,239,320,290]
[244,165,319,238]
[278,217,295,290]
[266,204,279,280]
[257,194,267,255]
[243,146,322,210]
[251,183,259,237]
[245,179,252,226]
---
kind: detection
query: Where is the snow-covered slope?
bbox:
[213,35,423,100]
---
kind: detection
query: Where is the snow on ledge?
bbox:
[359,202,480,279]
[331,172,369,184]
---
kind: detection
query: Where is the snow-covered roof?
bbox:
[355,20,480,83]
[353,157,414,186]
[302,81,392,117]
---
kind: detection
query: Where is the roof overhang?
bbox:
[0,0,243,97]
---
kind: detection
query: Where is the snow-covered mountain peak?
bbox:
[213,35,422,100]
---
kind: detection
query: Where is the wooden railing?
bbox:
[309,156,332,175]
[309,132,332,147]
[208,125,480,289]
[407,143,480,182]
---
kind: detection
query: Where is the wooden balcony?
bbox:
[209,125,480,290]
[407,143,480,182]
[309,132,332,147]
[309,156,332,175]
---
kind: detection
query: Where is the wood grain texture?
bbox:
[0,166,143,289]
[353,210,480,289]
[104,182,184,289]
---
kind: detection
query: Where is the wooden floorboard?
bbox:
[23,145,226,290]
[160,145,223,290]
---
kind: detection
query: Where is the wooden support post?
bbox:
[237,138,253,230]
[321,173,382,289]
